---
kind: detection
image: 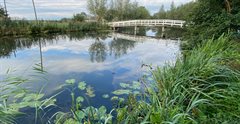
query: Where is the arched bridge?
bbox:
[108,19,186,28]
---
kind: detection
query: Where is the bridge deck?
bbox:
[108,19,185,28]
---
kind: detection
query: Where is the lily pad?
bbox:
[131,81,141,90]
[76,96,84,103]
[120,83,130,88]
[102,94,110,99]
[86,86,95,97]
[78,82,86,90]
[65,79,76,85]
[111,96,119,101]
[112,89,131,95]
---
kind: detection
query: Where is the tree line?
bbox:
[87,0,151,22]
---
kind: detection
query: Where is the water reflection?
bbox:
[109,38,136,59]
[0,32,180,93]
[89,39,107,63]
[0,32,181,123]
[0,33,141,63]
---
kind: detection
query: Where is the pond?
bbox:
[0,32,181,123]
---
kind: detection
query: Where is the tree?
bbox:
[153,5,166,19]
[87,0,107,22]
[153,2,196,20]
[73,12,87,22]
[135,6,151,19]
[0,6,7,20]
[185,0,240,48]
[170,1,176,11]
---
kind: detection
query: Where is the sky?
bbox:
[1,0,193,20]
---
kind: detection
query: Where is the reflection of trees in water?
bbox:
[89,38,107,63]
[0,36,56,58]
[0,33,137,63]
[0,33,109,58]
[156,27,186,39]
[89,37,136,62]
[109,38,136,58]
[117,27,147,36]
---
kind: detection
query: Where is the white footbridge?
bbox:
[111,33,180,43]
[108,19,185,28]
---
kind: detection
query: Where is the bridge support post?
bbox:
[134,26,138,35]
[162,26,165,32]
[161,26,165,38]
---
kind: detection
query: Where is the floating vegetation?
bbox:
[78,81,86,90]
[102,94,110,99]
[65,79,75,85]
[112,89,131,95]
[76,96,84,103]
[119,83,131,88]
[85,86,95,98]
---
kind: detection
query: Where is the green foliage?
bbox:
[85,86,95,97]
[73,12,87,22]
[78,82,86,90]
[104,1,150,21]
[55,79,114,124]
[0,20,109,36]
[0,67,56,123]
[153,2,197,20]
[56,106,113,124]
[0,6,6,20]
[184,0,240,48]
[87,0,107,22]
[116,36,240,123]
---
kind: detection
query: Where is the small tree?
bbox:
[0,6,7,21]
[73,12,87,22]
[87,0,107,22]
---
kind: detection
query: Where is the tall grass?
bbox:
[0,65,56,124]
[116,35,240,123]
[0,20,109,36]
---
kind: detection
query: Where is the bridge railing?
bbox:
[108,19,186,28]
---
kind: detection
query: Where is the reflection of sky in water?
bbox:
[146,29,157,37]
[0,34,180,110]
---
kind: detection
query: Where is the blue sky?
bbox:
[1,0,193,20]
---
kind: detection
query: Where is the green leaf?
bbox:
[23,93,44,102]
[78,82,86,90]
[14,93,25,99]
[102,94,110,99]
[98,106,107,117]
[76,96,84,103]
[131,81,141,90]
[111,96,119,101]
[147,77,154,81]
[112,89,131,95]
[76,110,85,120]
[65,79,76,85]
[120,83,130,88]
[86,86,95,97]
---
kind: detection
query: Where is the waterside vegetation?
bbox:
[0,0,240,123]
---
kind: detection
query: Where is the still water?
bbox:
[0,32,180,123]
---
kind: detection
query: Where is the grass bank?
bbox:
[0,20,109,37]
[115,36,240,123]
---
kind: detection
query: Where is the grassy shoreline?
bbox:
[0,20,110,37]
[115,36,240,123]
